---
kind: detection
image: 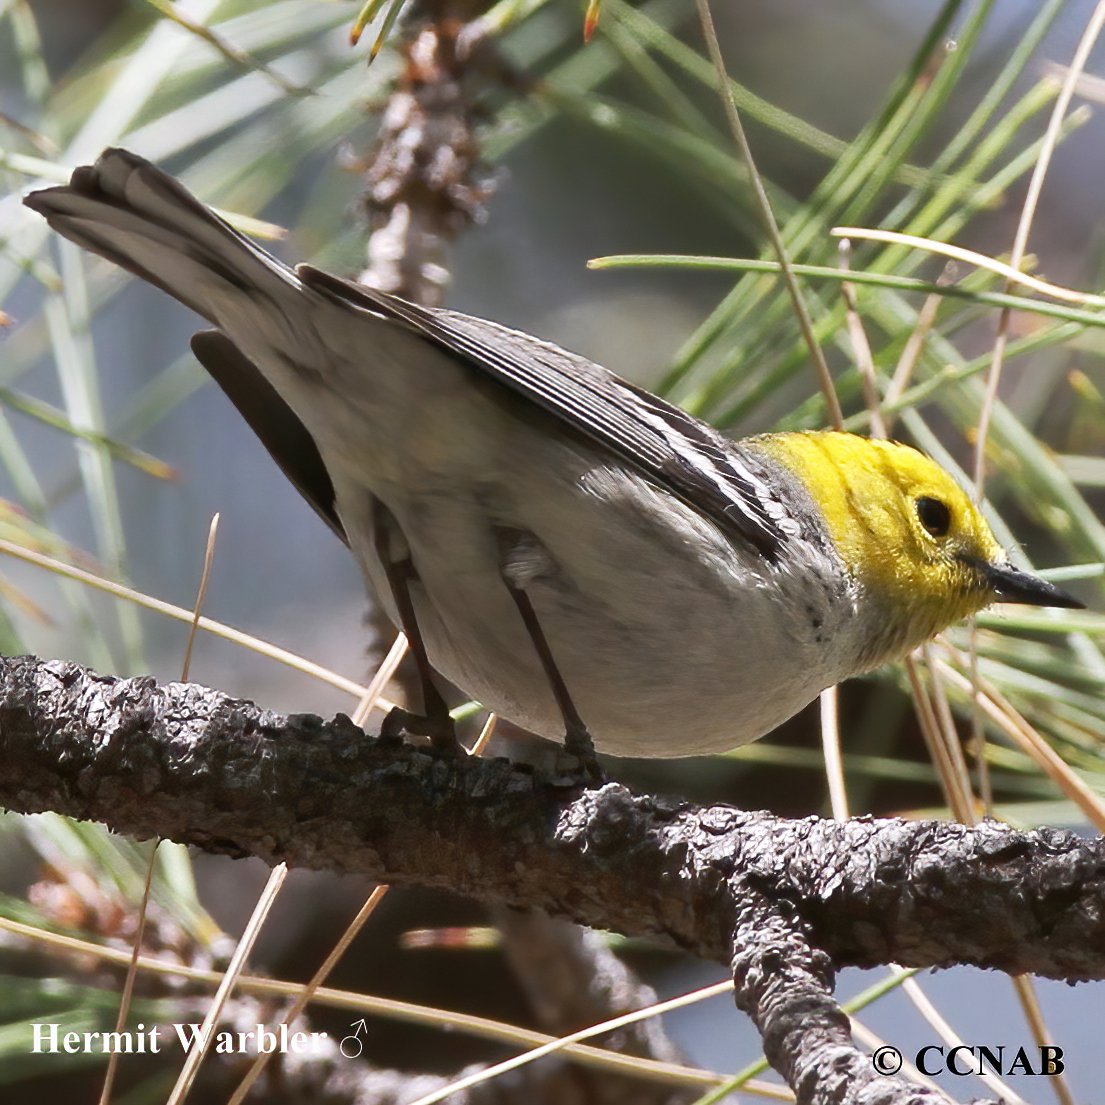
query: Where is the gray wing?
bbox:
[191,330,347,545]
[24,148,788,561]
[297,265,788,561]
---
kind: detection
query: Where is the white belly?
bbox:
[325,403,858,758]
[232,305,862,758]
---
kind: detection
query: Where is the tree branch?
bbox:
[2,653,1102,1104]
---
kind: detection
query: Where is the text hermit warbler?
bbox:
[24,149,1083,772]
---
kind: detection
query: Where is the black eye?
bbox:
[916,496,951,538]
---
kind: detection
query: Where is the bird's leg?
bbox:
[372,500,458,755]
[497,528,604,783]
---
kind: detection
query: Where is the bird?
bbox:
[23,147,1083,775]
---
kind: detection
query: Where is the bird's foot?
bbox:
[555,722,606,785]
[379,706,461,757]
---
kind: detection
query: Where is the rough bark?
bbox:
[2,654,1102,1105]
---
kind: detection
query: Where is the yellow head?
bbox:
[755,431,1082,666]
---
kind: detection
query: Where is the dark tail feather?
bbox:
[24,148,298,326]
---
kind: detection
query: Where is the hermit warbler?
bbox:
[24,149,1082,768]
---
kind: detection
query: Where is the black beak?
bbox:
[981,561,1085,610]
